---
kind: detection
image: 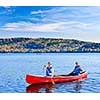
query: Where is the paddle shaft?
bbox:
[51,78,55,85]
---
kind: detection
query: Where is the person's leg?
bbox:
[68,71,77,76]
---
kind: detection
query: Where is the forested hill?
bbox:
[0,38,100,53]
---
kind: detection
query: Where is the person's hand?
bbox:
[49,73,52,75]
[43,65,46,70]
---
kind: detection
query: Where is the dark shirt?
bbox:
[73,65,82,75]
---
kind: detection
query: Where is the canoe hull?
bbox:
[26,72,88,85]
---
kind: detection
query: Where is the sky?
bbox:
[0,6,100,42]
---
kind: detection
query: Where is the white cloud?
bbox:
[31,9,51,15]
[31,7,66,15]
[30,6,100,24]
[70,6,100,18]
[1,6,12,9]
[0,6,15,15]
[0,21,92,33]
[1,6,100,34]
[31,10,43,14]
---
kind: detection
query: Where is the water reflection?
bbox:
[73,81,82,93]
[26,81,83,93]
[26,83,55,93]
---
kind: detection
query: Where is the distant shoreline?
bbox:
[0,37,100,53]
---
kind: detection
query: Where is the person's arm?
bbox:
[79,66,83,71]
[43,65,46,70]
[51,68,54,74]
[72,66,76,72]
[49,68,54,77]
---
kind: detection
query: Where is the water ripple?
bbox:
[0,53,100,93]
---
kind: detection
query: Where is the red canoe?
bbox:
[26,72,88,85]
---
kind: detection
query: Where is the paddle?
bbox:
[51,78,55,85]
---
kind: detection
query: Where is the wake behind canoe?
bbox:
[26,71,88,85]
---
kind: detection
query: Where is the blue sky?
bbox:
[0,6,100,42]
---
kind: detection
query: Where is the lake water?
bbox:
[0,53,100,93]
